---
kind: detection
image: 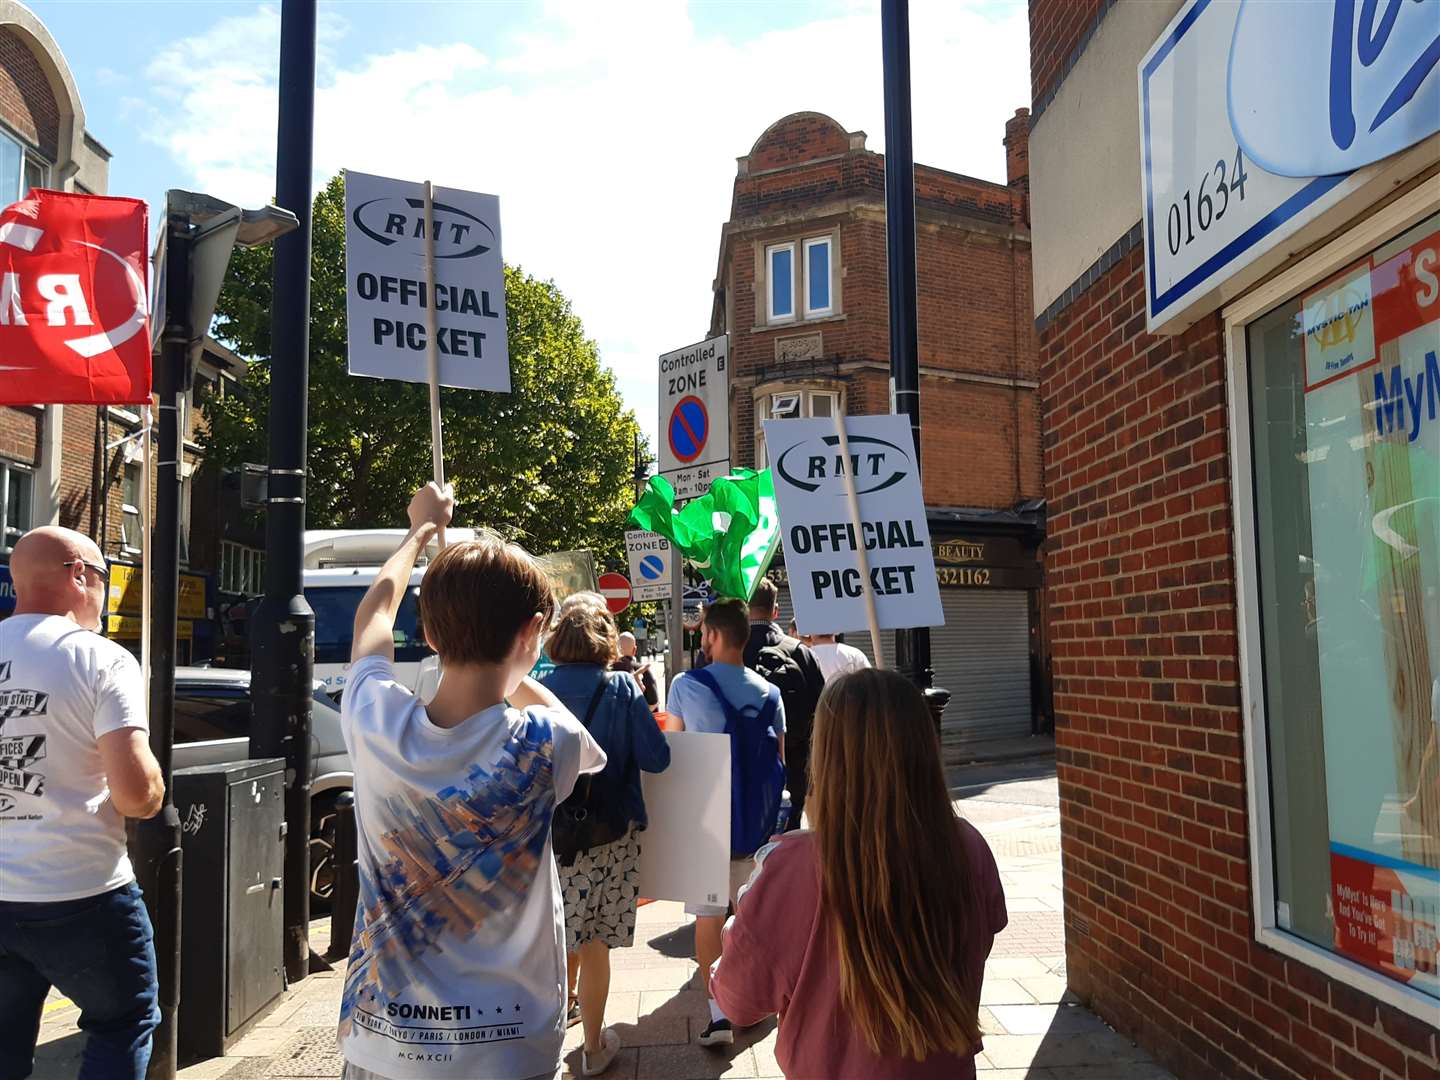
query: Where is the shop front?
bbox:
[766,517,1045,754]
[105,562,213,665]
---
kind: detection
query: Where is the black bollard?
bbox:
[327,791,359,961]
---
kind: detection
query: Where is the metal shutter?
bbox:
[931,589,1032,751]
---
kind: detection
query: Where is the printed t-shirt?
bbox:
[0,613,148,902]
[337,655,605,1079]
[665,663,785,736]
[810,641,872,682]
[711,822,1008,1080]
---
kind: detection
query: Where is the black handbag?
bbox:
[552,678,627,867]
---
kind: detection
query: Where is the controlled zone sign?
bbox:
[765,413,942,636]
[598,572,631,615]
[658,335,729,499]
[344,169,510,391]
[625,530,673,602]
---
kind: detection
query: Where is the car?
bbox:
[171,666,351,906]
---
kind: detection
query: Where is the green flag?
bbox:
[627,468,781,601]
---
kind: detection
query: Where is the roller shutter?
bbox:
[931,589,1032,752]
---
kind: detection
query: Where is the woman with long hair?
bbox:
[710,668,1007,1078]
[541,602,671,1076]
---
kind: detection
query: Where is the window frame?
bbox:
[754,385,846,467]
[803,236,833,317]
[0,125,49,203]
[1223,180,1439,1024]
[0,458,34,554]
[766,242,796,324]
[121,461,142,556]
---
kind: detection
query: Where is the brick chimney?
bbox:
[1004,107,1030,190]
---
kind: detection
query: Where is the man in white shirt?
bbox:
[808,633,872,682]
[0,526,164,1079]
[337,484,606,1080]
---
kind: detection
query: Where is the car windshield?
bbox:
[306,585,429,665]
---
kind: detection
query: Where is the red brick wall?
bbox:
[1041,244,1439,1080]
[0,27,59,159]
[0,405,39,464]
[1029,0,1110,108]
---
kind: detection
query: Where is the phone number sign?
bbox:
[1138,0,1439,333]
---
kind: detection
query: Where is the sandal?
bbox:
[566,994,582,1027]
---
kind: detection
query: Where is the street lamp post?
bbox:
[249,0,317,986]
[881,0,949,725]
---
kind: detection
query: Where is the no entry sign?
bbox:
[658,334,729,499]
[598,572,632,615]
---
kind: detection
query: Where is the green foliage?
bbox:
[203,174,645,567]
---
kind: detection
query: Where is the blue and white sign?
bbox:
[625,529,674,602]
[1139,0,1440,331]
[658,335,729,500]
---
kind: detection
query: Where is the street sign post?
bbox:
[626,529,673,602]
[598,572,632,615]
[658,334,729,499]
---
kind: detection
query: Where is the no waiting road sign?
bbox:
[658,334,730,499]
[598,572,632,615]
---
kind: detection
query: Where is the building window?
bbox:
[220,540,265,595]
[1238,208,1438,1012]
[121,463,142,553]
[0,460,33,554]
[0,128,47,202]
[767,243,795,322]
[179,474,191,564]
[804,237,832,316]
[754,387,843,465]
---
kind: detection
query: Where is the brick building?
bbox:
[0,1,248,660]
[1028,2,1439,1078]
[707,111,1047,748]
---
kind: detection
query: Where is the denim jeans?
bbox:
[0,881,160,1080]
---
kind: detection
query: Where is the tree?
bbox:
[204,174,644,566]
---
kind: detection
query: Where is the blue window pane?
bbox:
[808,241,830,312]
[770,248,793,318]
[0,136,21,204]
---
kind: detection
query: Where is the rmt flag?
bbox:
[0,191,150,405]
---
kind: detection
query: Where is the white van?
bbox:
[304,528,479,696]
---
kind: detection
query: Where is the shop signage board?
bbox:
[343,169,510,392]
[658,335,729,499]
[1300,216,1439,999]
[625,529,673,602]
[1138,0,1440,331]
[764,413,942,636]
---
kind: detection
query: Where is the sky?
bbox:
[34,0,1031,455]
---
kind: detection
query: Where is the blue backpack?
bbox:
[686,668,787,858]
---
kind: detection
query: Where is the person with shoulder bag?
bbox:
[542,603,671,1076]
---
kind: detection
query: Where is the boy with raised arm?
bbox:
[337,483,605,1080]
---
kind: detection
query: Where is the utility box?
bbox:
[174,758,286,1061]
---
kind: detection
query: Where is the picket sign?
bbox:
[831,410,885,669]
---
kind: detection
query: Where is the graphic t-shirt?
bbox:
[0,614,148,902]
[810,641,872,683]
[338,656,605,1080]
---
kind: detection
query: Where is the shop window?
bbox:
[1242,210,1438,1008]
[1,460,33,554]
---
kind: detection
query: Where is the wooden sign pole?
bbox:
[831,411,886,668]
[422,180,446,548]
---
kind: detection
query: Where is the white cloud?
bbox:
[139,0,1030,455]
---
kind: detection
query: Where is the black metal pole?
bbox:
[250,0,316,985]
[881,0,930,688]
[135,212,189,1080]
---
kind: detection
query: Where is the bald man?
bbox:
[0,526,163,1079]
[613,631,658,709]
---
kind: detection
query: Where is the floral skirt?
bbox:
[561,823,642,950]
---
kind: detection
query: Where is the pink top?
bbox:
[711,821,1007,1080]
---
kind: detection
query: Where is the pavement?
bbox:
[35,756,1173,1080]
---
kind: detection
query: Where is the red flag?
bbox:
[0,190,150,405]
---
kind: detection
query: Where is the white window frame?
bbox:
[803,236,833,317]
[121,462,142,556]
[1223,175,1439,1024]
[766,242,796,324]
[220,540,265,595]
[754,386,845,466]
[0,458,33,554]
[0,126,49,202]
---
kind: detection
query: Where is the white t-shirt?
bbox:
[809,641,872,683]
[337,655,605,1080]
[0,613,148,902]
